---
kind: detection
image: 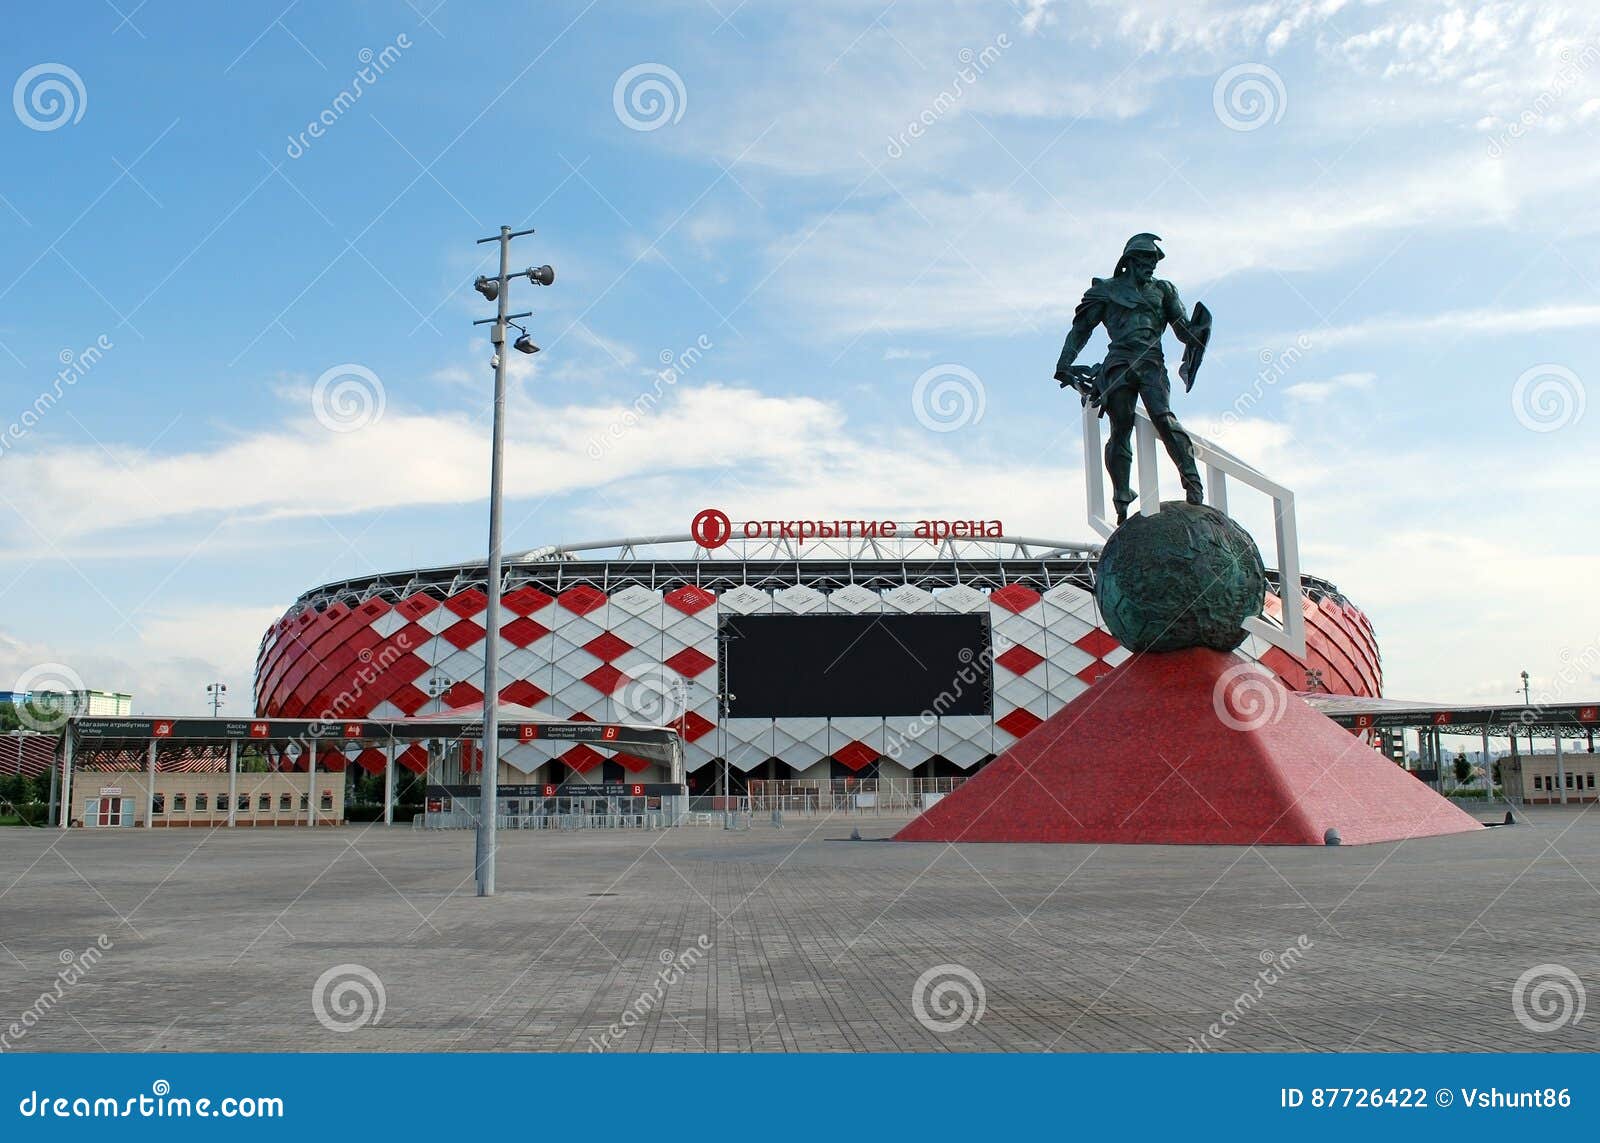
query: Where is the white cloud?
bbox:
[1284,371,1376,401]
[1293,302,1600,348]
[0,610,270,718]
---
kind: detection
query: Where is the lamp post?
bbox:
[1518,669,1535,771]
[205,682,227,716]
[470,227,554,897]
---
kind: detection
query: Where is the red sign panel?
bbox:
[631,784,644,797]
[152,721,173,738]
[250,722,270,738]
[1579,706,1598,723]
[519,725,538,742]
[1353,714,1373,729]
[1432,712,1453,725]
[542,784,556,797]
[602,726,619,741]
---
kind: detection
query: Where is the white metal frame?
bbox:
[1081,402,1305,657]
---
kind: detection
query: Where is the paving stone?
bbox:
[0,806,1593,1052]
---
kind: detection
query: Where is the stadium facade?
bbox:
[253,529,1382,789]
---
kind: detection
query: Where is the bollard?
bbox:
[1323,827,1342,846]
[772,808,784,829]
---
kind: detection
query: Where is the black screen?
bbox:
[722,613,992,717]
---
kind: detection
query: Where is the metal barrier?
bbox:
[420,795,685,831]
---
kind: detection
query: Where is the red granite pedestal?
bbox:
[896,647,1482,846]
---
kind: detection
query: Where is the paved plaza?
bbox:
[1,805,1595,1053]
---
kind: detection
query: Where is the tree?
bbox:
[1453,752,1472,786]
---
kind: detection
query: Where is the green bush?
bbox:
[0,801,50,826]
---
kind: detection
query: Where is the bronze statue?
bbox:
[1054,233,1211,525]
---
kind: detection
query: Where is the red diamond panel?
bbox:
[381,622,431,658]
[502,585,554,616]
[583,631,634,662]
[990,584,1042,614]
[1076,661,1115,685]
[396,744,428,774]
[499,680,548,707]
[994,644,1045,676]
[558,584,608,615]
[388,682,428,716]
[584,663,626,695]
[562,743,605,773]
[441,619,486,650]
[834,740,879,771]
[355,748,386,776]
[395,594,440,621]
[1074,628,1120,659]
[673,710,715,742]
[614,752,652,773]
[502,616,550,648]
[996,707,1044,738]
[444,589,488,618]
[354,599,390,623]
[317,748,348,773]
[664,585,716,615]
[444,681,483,708]
[664,646,716,678]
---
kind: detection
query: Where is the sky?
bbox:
[1,0,1597,716]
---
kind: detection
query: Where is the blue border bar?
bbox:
[4,1053,1595,1138]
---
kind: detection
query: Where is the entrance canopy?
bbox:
[60,709,683,771]
[1305,695,1600,739]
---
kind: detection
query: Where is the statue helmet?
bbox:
[1115,232,1164,275]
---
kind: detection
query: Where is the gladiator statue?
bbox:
[1054,233,1211,525]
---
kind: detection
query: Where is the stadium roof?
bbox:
[281,527,1349,615]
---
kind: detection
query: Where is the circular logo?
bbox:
[311,364,386,434]
[312,963,386,1032]
[12,663,86,731]
[612,63,687,131]
[1511,364,1585,433]
[617,666,689,725]
[911,364,986,432]
[691,508,732,549]
[1512,963,1586,1033]
[1211,661,1289,732]
[13,63,87,131]
[1212,63,1287,132]
[911,963,986,1033]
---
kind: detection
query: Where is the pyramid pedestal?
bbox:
[897,648,1482,846]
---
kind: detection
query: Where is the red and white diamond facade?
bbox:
[254,531,1382,785]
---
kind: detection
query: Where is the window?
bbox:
[1567,772,1575,789]
[258,792,271,812]
[300,794,309,811]
[320,790,333,811]
[1533,775,1543,790]
[151,793,164,815]
[279,792,292,811]
[1588,774,1595,789]
[172,793,186,812]
[194,793,207,812]
[237,793,249,812]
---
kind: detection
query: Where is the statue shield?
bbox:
[1179,301,1211,391]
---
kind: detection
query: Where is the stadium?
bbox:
[252,525,1383,795]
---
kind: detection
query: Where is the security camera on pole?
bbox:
[471,226,555,897]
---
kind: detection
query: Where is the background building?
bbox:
[26,690,134,717]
